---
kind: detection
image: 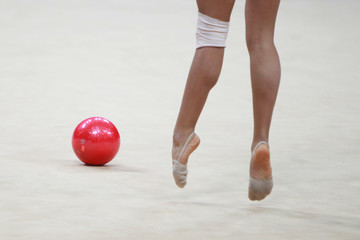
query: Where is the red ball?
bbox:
[72,117,120,165]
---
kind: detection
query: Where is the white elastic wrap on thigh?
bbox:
[196,12,230,49]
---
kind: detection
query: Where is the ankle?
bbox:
[251,137,269,152]
[173,128,194,147]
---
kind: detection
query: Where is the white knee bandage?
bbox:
[196,12,230,49]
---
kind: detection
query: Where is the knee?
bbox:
[246,35,275,55]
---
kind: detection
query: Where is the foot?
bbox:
[172,132,200,188]
[248,141,273,201]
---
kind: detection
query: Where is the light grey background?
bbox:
[1,0,359,239]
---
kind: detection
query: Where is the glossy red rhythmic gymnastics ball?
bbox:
[72,117,120,165]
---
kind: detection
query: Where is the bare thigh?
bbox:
[245,0,280,46]
[197,0,235,22]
